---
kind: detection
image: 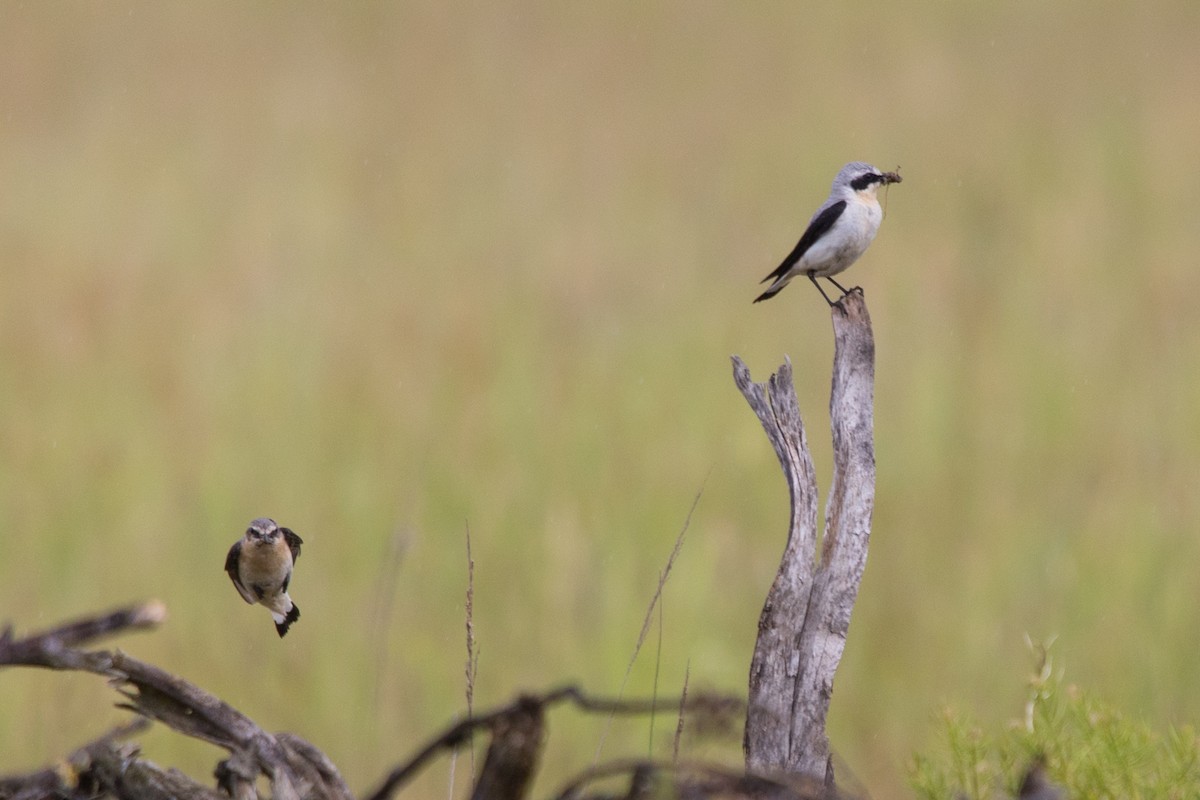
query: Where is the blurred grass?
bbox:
[910,645,1200,798]
[2,3,1200,798]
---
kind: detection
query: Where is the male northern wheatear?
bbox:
[754,162,901,305]
[225,518,303,637]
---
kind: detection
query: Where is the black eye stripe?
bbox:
[850,173,881,191]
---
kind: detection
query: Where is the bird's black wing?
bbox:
[224,541,256,604]
[760,200,847,283]
[281,528,303,562]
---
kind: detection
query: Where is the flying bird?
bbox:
[225,517,304,637]
[754,161,901,305]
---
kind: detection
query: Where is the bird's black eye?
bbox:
[850,173,881,191]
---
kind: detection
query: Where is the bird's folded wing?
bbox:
[760,200,846,283]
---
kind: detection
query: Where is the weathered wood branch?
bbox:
[549,758,835,800]
[0,601,165,672]
[0,719,156,800]
[362,685,745,800]
[0,602,353,800]
[734,290,877,782]
[2,609,751,800]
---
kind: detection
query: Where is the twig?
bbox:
[0,601,166,672]
[0,719,154,800]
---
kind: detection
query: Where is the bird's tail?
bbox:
[274,602,300,638]
[753,282,784,303]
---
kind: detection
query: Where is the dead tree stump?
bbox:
[733,290,876,784]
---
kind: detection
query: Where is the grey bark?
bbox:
[733,290,876,782]
[2,602,755,800]
[0,603,353,800]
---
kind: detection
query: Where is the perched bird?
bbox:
[225,518,304,637]
[754,161,902,305]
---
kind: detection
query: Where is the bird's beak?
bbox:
[881,171,902,185]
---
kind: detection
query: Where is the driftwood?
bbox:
[0,603,353,800]
[733,290,876,783]
[1,606,784,800]
[552,758,836,800]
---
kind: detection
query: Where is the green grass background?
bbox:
[2,3,1199,798]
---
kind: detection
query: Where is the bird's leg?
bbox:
[808,273,836,306]
[825,276,852,297]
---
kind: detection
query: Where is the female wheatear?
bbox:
[225,517,303,637]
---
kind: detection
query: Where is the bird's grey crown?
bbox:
[248,517,279,538]
[832,161,881,191]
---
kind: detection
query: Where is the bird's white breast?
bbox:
[801,194,883,278]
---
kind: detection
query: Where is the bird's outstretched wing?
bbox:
[224,541,256,604]
[759,200,847,284]
[281,528,303,562]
